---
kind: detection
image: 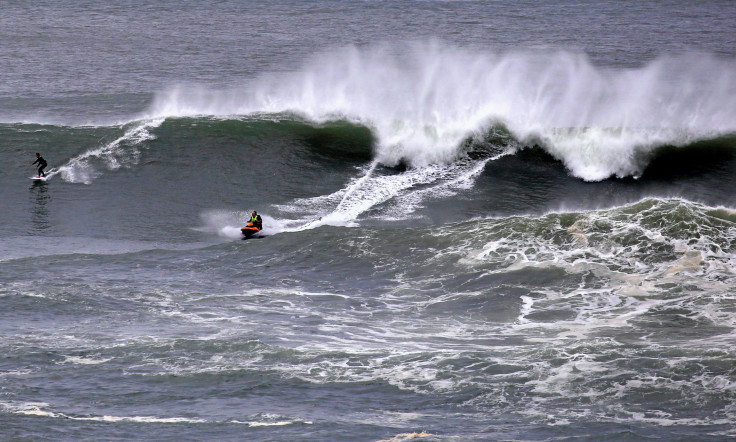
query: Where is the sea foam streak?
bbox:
[199,154,499,235]
[51,119,164,184]
[0,401,310,427]
[144,43,736,181]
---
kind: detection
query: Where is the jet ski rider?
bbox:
[249,211,262,230]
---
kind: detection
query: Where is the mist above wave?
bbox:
[144,43,736,181]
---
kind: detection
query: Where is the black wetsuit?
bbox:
[32,156,47,177]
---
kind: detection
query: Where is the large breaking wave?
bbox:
[142,43,736,181]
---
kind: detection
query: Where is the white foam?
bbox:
[61,355,112,365]
[50,118,164,184]
[377,431,434,442]
[194,156,494,237]
[0,401,309,426]
[234,420,312,427]
[142,44,736,180]
[0,369,34,378]
[275,155,498,229]
[196,210,284,239]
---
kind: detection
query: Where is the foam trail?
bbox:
[49,119,164,184]
[385,152,509,220]
[197,211,284,239]
[200,155,496,239]
[278,154,501,230]
[144,44,736,180]
[296,161,380,229]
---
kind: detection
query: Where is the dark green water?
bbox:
[2,1,736,440]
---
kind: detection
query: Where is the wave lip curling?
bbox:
[144,44,736,181]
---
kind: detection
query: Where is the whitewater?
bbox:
[140,46,736,180]
[3,1,736,441]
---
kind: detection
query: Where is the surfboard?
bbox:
[30,175,48,181]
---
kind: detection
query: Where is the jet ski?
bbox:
[240,223,261,239]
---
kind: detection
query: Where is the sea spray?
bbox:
[145,44,736,180]
[53,119,164,184]
[198,210,285,239]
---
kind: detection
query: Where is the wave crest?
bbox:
[143,43,736,180]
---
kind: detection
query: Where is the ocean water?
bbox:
[2,1,736,440]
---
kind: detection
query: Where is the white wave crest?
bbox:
[49,118,164,184]
[143,43,736,180]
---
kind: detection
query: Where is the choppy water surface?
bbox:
[2,1,736,440]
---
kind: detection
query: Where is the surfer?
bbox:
[32,153,47,177]
[249,211,263,230]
